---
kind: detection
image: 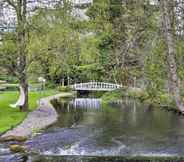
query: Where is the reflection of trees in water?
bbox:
[121,101,179,138]
[51,99,84,128]
[51,98,184,142]
[97,100,178,139]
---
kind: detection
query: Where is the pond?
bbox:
[27,96,184,162]
[2,96,184,162]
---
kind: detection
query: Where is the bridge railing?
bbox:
[71,82,122,91]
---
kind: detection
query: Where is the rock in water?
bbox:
[0,136,28,142]
[9,145,27,153]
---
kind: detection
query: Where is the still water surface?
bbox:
[27,97,184,159]
[1,97,184,162]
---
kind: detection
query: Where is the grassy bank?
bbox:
[101,88,147,103]
[0,90,58,133]
[101,88,177,110]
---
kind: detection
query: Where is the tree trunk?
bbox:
[160,0,184,112]
[17,25,28,111]
[16,0,29,111]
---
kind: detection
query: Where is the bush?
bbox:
[101,88,149,104]
[101,89,125,104]
[1,84,18,91]
[45,82,57,89]
[0,75,18,83]
[58,86,72,92]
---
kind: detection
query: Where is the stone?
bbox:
[0,135,28,142]
[9,144,27,153]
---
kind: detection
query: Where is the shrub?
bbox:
[58,86,72,92]
[101,89,125,104]
[45,82,57,89]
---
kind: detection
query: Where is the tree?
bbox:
[28,4,81,84]
[1,0,29,111]
[160,0,184,112]
[87,0,160,86]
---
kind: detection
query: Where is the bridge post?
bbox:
[67,76,70,86]
[95,82,97,89]
[134,77,136,87]
[62,78,64,86]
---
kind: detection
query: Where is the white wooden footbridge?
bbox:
[71,82,122,91]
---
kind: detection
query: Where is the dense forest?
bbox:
[0,0,184,111]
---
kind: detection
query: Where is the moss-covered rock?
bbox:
[9,144,27,153]
[0,135,28,142]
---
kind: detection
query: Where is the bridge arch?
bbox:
[70,82,122,91]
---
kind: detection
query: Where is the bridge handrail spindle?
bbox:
[72,82,122,91]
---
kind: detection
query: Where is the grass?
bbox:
[0,90,58,133]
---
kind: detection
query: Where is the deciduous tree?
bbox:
[160,0,184,112]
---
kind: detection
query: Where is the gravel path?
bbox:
[1,92,74,138]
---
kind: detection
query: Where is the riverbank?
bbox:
[25,96,184,160]
[0,90,59,133]
[101,87,179,112]
[0,92,74,139]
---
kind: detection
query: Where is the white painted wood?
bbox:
[71,82,122,91]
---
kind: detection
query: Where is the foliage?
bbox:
[28,9,80,82]
[144,39,167,99]
[102,87,149,103]
[0,33,18,76]
[102,88,176,109]
[176,40,184,80]
[58,86,72,92]
[0,0,160,86]
[101,89,124,104]
[1,1,184,110]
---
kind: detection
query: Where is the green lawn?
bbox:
[0,90,58,133]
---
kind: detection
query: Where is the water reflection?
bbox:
[27,97,184,158]
[70,98,102,110]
